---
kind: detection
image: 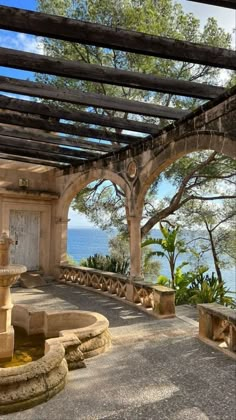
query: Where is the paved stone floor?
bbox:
[2,283,236,420]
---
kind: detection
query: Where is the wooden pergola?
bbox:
[0,1,235,169]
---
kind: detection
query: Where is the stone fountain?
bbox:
[0,232,26,362]
[0,232,111,414]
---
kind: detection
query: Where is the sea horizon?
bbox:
[67,227,236,292]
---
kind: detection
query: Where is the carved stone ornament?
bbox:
[126,160,137,179]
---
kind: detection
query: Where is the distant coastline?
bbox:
[67,227,235,292]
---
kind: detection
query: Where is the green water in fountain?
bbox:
[0,327,45,368]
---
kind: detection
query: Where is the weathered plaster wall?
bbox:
[0,165,59,274]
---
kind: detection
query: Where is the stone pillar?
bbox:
[126,216,142,302]
[128,216,142,279]
[53,217,70,276]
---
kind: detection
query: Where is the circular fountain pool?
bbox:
[0,304,111,414]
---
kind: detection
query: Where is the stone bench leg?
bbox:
[229,325,236,352]
[153,290,175,318]
[199,309,215,339]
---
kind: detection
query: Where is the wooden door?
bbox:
[9,210,40,271]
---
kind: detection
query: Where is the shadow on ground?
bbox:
[12,283,153,328]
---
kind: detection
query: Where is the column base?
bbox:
[0,326,14,362]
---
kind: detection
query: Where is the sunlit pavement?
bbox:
[2,283,235,420]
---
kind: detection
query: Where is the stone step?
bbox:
[19,272,47,289]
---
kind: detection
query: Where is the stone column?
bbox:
[53,217,70,277]
[126,216,142,302]
[129,216,142,279]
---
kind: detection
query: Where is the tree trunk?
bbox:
[207,229,223,285]
[169,256,175,288]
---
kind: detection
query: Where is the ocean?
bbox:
[67,227,236,292]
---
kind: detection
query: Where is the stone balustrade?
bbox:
[59,265,175,319]
[198,303,236,357]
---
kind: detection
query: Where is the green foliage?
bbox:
[156,275,169,286]
[80,253,130,275]
[67,254,78,265]
[189,280,234,307]
[142,223,189,287]
[37,0,233,239]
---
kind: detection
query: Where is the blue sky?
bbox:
[0,0,235,227]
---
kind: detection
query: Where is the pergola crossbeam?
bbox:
[0,109,142,146]
[0,48,229,97]
[0,124,120,153]
[0,143,84,165]
[0,77,186,119]
[187,0,236,9]
[0,94,159,135]
[0,6,235,68]
[0,134,100,160]
[0,153,69,168]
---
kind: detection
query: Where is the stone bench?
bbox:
[128,280,175,318]
[198,303,236,353]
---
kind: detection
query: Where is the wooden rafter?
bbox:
[0,5,234,168]
[0,153,69,168]
[0,124,120,153]
[187,0,236,9]
[0,109,143,145]
[0,77,187,120]
[0,48,230,96]
[0,94,158,135]
[0,133,100,160]
[0,143,84,165]
[0,6,235,68]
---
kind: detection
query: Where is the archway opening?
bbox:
[65,177,131,275]
[140,150,236,305]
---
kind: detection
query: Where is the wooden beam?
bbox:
[0,108,143,145]
[0,123,121,153]
[0,153,68,168]
[0,48,229,97]
[0,76,187,119]
[0,94,158,135]
[187,0,236,9]
[0,6,235,68]
[0,143,84,165]
[0,134,98,160]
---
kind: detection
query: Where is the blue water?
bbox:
[67,228,236,292]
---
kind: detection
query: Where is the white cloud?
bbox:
[0,30,44,54]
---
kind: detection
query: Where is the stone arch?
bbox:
[136,132,235,211]
[52,168,129,268]
[57,167,129,221]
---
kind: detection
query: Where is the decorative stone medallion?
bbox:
[126,160,137,179]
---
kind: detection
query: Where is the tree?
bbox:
[180,199,236,287]
[72,151,236,240]
[37,0,231,123]
[141,222,189,288]
[37,0,235,255]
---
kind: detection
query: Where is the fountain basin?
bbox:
[0,339,67,415]
[0,304,111,414]
[0,265,27,287]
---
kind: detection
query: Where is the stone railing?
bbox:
[59,265,175,319]
[198,303,236,357]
